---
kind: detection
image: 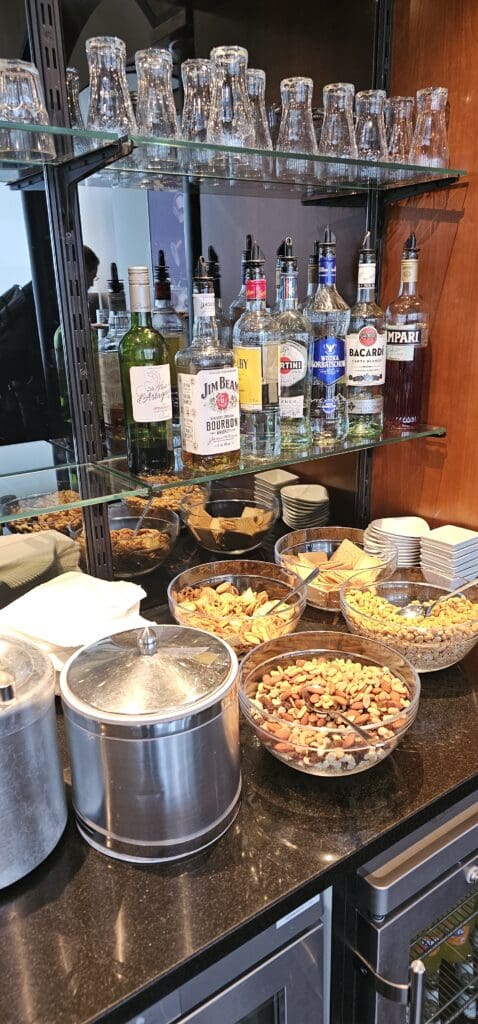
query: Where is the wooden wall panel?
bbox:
[371,0,478,529]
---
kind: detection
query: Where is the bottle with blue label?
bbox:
[305,226,350,444]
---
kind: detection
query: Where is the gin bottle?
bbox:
[305,227,350,444]
[346,232,385,439]
[176,258,240,472]
[276,238,313,450]
[151,249,186,448]
[384,234,430,429]
[206,245,232,348]
[233,241,281,459]
[119,266,173,475]
[229,233,252,329]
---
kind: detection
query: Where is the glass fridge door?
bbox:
[410,892,478,1023]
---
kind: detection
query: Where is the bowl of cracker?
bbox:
[274,527,398,611]
[168,559,306,655]
[180,489,280,554]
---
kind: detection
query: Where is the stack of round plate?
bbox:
[364,516,430,567]
[281,484,330,529]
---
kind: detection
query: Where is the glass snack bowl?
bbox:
[180,489,280,554]
[125,478,209,516]
[168,559,306,656]
[239,630,420,776]
[274,526,397,611]
[79,510,179,579]
[340,576,478,672]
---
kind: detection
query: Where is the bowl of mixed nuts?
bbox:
[239,631,420,776]
[168,559,307,655]
[340,575,478,672]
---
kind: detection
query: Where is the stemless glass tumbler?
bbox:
[0,58,55,161]
[246,69,272,149]
[86,36,137,134]
[387,96,414,162]
[135,48,179,168]
[319,83,357,157]
[409,87,449,167]
[207,45,254,175]
[181,57,211,172]
[355,89,388,180]
[277,76,318,182]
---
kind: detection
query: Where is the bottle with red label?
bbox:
[346,231,386,439]
[384,233,430,429]
[276,237,313,450]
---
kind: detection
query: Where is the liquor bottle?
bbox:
[206,244,231,348]
[384,233,430,429]
[98,267,130,455]
[440,923,472,1020]
[271,239,286,314]
[151,249,185,449]
[276,237,313,450]
[300,239,320,312]
[346,231,386,439]
[176,257,240,472]
[119,266,173,475]
[229,233,253,329]
[107,261,126,313]
[233,241,281,459]
[305,226,350,445]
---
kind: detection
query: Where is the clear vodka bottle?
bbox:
[233,241,280,459]
[346,232,385,439]
[305,227,350,444]
[276,238,313,450]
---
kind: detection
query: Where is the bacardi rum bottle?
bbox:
[176,258,240,472]
[346,232,385,439]
[384,234,430,429]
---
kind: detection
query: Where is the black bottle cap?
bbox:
[403,232,419,256]
[207,245,221,298]
[194,255,214,291]
[154,249,170,283]
[281,236,297,272]
[247,240,265,278]
[359,230,376,263]
[319,225,336,256]
[108,262,124,293]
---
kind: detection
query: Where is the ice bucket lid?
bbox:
[60,624,238,722]
[0,633,55,735]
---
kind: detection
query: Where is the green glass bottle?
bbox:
[119,266,174,475]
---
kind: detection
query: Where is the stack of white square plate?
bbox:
[280,483,330,529]
[364,516,430,567]
[254,469,299,510]
[420,525,478,588]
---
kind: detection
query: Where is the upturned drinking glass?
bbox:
[276,76,318,184]
[66,66,89,155]
[135,48,179,169]
[181,58,211,173]
[355,89,388,181]
[86,36,136,133]
[319,82,357,183]
[409,87,449,167]
[246,69,272,149]
[387,96,414,162]
[0,58,55,161]
[207,45,254,175]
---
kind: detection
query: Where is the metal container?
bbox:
[0,634,67,888]
[60,624,241,862]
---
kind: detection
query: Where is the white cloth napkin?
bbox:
[0,530,80,588]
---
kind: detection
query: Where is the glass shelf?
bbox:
[0,120,467,197]
[0,462,147,526]
[101,424,446,493]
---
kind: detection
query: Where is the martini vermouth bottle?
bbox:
[305,226,350,444]
[276,237,313,450]
[119,266,173,475]
[346,232,386,439]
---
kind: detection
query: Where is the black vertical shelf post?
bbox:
[24,0,113,578]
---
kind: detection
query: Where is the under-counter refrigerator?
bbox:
[333,792,478,1024]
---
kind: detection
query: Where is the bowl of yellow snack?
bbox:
[340,574,478,672]
[274,527,398,611]
[168,559,306,655]
[239,630,420,775]
[181,489,280,554]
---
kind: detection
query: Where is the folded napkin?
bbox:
[0,530,79,589]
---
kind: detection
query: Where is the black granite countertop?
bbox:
[0,609,477,1024]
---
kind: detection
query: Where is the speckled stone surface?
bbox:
[0,607,477,1024]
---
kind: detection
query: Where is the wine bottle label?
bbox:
[235,345,280,411]
[312,336,345,384]
[346,327,386,385]
[280,341,307,386]
[348,396,383,414]
[129,364,172,423]
[401,259,419,284]
[178,369,240,456]
[99,351,123,424]
[318,255,336,286]
[358,262,376,287]
[280,394,304,419]
[245,278,267,302]
[193,293,216,318]
[386,326,424,362]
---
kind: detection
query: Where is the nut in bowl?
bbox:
[181,489,279,555]
[78,510,179,578]
[274,527,397,611]
[239,631,420,776]
[340,573,478,672]
[126,477,209,516]
[168,560,306,655]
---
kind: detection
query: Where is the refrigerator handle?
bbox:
[409,960,426,1024]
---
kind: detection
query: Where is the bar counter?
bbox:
[0,609,477,1024]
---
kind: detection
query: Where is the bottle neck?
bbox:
[306,262,318,297]
[280,271,299,311]
[192,290,219,346]
[318,252,336,289]
[356,259,377,304]
[130,310,153,329]
[154,281,172,305]
[246,276,267,311]
[398,256,419,296]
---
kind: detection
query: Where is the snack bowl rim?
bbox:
[340,578,478,637]
[168,559,307,623]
